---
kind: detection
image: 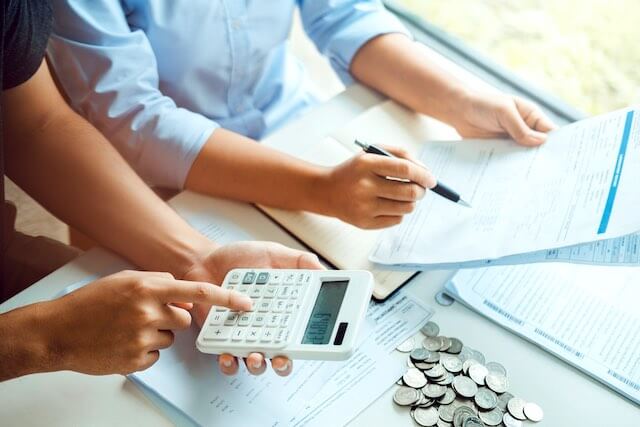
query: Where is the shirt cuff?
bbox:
[135,109,219,190]
[326,9,412,85]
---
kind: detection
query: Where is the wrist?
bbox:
[0,302,65,380]
[168,235,220,280]
[306,166,336,217]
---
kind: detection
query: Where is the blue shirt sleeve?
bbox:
[299,0,411,85]
[48,0,219,189]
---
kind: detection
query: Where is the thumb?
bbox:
[267,243,325,270]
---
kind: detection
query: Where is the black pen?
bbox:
[354,140,472,208]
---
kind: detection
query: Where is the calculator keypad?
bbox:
[202,269,311,349]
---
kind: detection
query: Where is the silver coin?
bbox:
[438,388,456,405]
[422,383,447,399]
[407,358,416,368]
[411,348,430,362]
[441,355,463,373]
[393,386,421,406]
[414,407,440,427]
[404,368,428,389]
[468,364,488,386]
[425,364,446,379]
[470,349,486,364]
[438,403,456,422]
[523,402,544,422]
[502,412,523,427]
[458,346,474,363]
[485,373,508,394]
[437,419,453,427]
[485,361,507,376]
[418,398,436,408]
[435,290,455,306]
[497,392,514,412]
[447,337,463,354]
[396,337,415,352]
[421,321,440,337]
[462,416,483,427]
[478,408,503,426]
[452,376,478,398]
[415,361,436,370]
[507,397,527,420]
[474,387,498,410]
[452,406,476,427]
[462,359,479,375]
[423,337,442,352]
[439,336,452,352]
[435,372,455,386]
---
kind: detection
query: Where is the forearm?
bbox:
[350,33,472,125]
[6,110,212,278]
[185,128,333,214]
[0,303,57,381]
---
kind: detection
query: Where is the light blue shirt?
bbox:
[48,0,408,188]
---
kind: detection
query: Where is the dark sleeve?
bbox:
[2,0,52,90]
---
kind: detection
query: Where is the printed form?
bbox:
[372,108,640,266]
[445,264,640,405]
[124,192,433,426]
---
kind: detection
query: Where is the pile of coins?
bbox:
[393,321,544,426]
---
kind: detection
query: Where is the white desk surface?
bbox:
[2,84,638,426]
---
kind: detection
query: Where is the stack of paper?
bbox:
[371,108,640,270]
[444,263,640,405]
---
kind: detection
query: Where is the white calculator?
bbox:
[196,269,374,361]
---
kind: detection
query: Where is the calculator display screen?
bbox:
[301,280,348,345]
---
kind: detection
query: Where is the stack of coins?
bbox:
[393,321,544,426]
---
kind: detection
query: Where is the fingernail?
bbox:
[275,361,291,372]
[223,359,232,367]
[239,295,253,310]
[252,361,262,369]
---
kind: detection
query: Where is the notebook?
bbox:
[259,99,459,299]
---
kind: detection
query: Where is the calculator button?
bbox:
[257,300,272,312]
[267,314,281,327]
[256,272,269,284]
[215,306,228,312]
[275,328,287,343]
[252,314,266,326]
[246,328,260,342]
[284,272,296,285]
[272,300,286,313]
[280,314,292,328]
[290,289,300,299]
[209,312,225,325]
[225,285,236,292]
[237,285,251,295]
[277,286,290,298]
[224,312,239,325]
[242,272,256,284]
[263,287,277,298]
[228,271,242,284]
[260,329,274,342]
[231,328,246,341]
[238,313,252,326]
[204,326,232,341]
[269,272,282,285]
[249,287,263,298]
[285,302,295,313]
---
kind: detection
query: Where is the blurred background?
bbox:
[393,0,640,115]
[8,1,639,248]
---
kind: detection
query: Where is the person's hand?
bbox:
[40,270,251,375]
[452,90,557,146]
[182,241,324,377]
[318,146,436,229]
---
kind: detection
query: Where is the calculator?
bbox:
[196,269,374,361]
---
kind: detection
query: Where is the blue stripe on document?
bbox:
[598,111,634,234]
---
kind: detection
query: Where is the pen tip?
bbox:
[458,199,472,208]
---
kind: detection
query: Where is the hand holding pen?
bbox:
[354,140,471,208]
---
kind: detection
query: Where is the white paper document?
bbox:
[130,290,432,427]
[372,108,640,267]
[123,191,433,426]
[445,263,640,405]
